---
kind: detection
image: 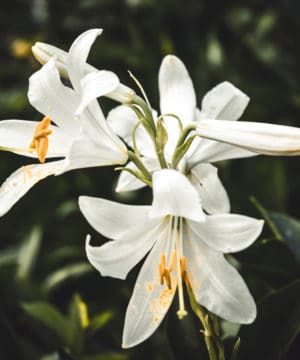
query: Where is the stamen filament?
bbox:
[174,216,188,319]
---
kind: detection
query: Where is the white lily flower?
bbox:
[108,56,253,213]
[0,29,127,217]
[79,169,264,348]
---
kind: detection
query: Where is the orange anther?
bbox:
[29,116,52,163]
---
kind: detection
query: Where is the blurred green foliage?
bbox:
[0,0,300,359]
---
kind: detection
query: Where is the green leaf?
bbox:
[88,311,114,334]
[238,280,300,360]
[269,211,300,262]
[17,226,42,278]
[67,294,88,357]
[21,302,71,346]
[43,262,92,292]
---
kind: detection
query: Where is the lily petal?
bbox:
[159,55,196,125]
[190,163,230,214]
[122,219,177,348]
[188,214,263,253]
[116,157,159,192]
[0,120,72,158]
[77,70,119,114]
[0,160,65,217]
[79,196,151,240]
[107,105,155,158]
[67,28,103,91]
[150,169,205,222]
[196,119,300,155]
[28,58,81,137]
[60,135,127,173]
[183,228,257,324]
[200,81,249,121]
[85,218,162,279]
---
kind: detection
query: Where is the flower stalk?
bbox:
[186,285,225,360]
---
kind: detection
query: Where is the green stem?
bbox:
[187,286,225,360]
[127,150,152,181]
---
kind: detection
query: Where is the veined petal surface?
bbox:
[196,119,300,155]
[122,219,177,348]
[28,58,81,137]
[200,81,249,121]
[190,163,230,214]
[183,227,257,324]
[188,214,263,253]
[67,28,103,91]
[79,196,151,240]
[0,160,65,217]
[85,219,162,279]
[77,70,119,114]
[150,169,205,222]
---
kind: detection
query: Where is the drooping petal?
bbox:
[200,81,249,121]
[67,28,103,91]
[150,169,205,222]
[190,163,230,214]
[28,57,81,137]
[85,218,162,279]
[196,119,300,155]
[107,105,156,158]
[116,157,159,192]
[59,135,127,173]
[159,55,196,125]
[79,196,151,240]
[183,227,257,324]
[188,214,264,253]
[0,160,65,217]
[76,70,119,114]
[0,120,72,158]
[122,219,177,348]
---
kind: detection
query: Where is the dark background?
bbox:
[0,1,300,359]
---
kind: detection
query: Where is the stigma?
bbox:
[29,116,52,163]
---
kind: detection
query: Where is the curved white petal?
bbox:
[0,120,72,158]
[196,119,300,155]
[150,169,204,222]
[116,158,159,192]
[122,219,177,348]
[190,163,230,214]
[187,138,256,165]
[188,214,264,253]
[85,219,162,279]
[28,58,81,137]
[79,196,151,240]
[159,55,197,158]
[59,136,127,173]
[107,105,156,158]
[77,70,119,114]
[159,55,196,126]
[0,160,65,217]
[183,227,257,324]
[67,28,103,91]
[200,81,249,121]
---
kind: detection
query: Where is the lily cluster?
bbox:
[1,28,300,348]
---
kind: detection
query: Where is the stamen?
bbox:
[29,116,52,163]
[159,253,166,285]
[180,256,191,287]
[175,216,188,320]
